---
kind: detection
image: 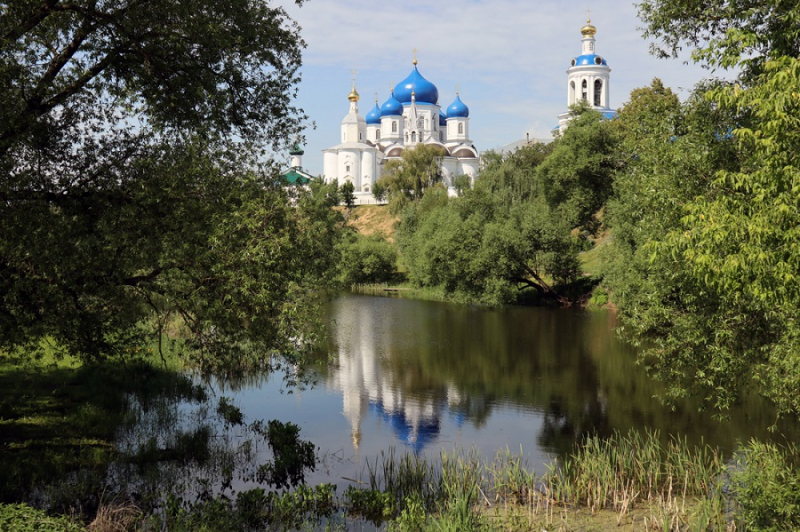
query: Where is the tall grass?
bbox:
[358,431,732,530]
[544,430,725,513]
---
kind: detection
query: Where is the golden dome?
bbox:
[581,19,596,37]
[348,85,360,102]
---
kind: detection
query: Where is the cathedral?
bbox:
[321,55,480,201]
[316,20,615,198]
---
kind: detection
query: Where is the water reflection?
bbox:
[319,294,800,460]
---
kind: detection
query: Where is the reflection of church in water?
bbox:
[325,301,466,454]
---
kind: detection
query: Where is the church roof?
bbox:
[281,168,312,185]
[366,101,382,124]
[394,66,438,105]
[572,54,607,67]
[446,94,469,118]
[381,92,403,116]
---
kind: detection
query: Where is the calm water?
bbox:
[205,293,800,488]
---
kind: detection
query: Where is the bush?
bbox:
[337,234,398,286]
[730,441,800,531]
[0,503,84,532]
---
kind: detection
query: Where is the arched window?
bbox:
[392,121,397,133]
[570,80,576,104]
[411,131,416,142]
[458,123,464,135]
[417,117,424,130]
[581,79,588,101]
[594,80,603,106]
[376,130,381,140]
[359,132,362,140]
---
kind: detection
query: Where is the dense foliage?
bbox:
[0,0,345,366]
[605,2,800,418]
[396,110,613,306]
[336,233,398,286]
[376,144,447,214]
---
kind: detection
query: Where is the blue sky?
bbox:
[280,0,727,174]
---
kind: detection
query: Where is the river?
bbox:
[199,293,800,490]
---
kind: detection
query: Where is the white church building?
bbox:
[322,56,480,202]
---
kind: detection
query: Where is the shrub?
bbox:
[337,234,398,286]
[0,503,84,532]
[730,441,800,531]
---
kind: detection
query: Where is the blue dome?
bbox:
[446,94,469,118]
[380,92,403,116]
[572,54,607,67]
[365,102,382,124]
[439,110,447,127]
[394,66,438,104]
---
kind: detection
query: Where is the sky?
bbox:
[279,0,724,174]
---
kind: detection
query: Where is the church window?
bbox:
[417,117,424,130]
[359,132,362,140]
[376,130,381,140]
[345,164,350,172]
[411,131,416,142]
[570,81,576,104]
[594,80,602,106]
[392,121,397,133]
[458,123,464,135]
[581,79,588,101]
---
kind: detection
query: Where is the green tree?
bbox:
[603,78,747,412]
[375,144,446,213]
[0,0,345,365]
[372,180,387,203]
[638,0,800,77]
[336,233,398,286]
[646,58,800,416]
[603,3,800,418]
[397,144,582,306]
[340,180,356,209]
[536,105,617,232]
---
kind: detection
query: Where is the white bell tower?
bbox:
[558,19,615,129]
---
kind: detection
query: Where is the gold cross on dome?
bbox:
[350,69,358,86]
[586,7,592,22]
[413,48,418,66]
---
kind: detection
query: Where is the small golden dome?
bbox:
[581,19,596,37]
[348,86,360,102]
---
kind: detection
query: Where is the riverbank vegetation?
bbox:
[6,419,800,531]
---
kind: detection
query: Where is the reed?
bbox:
[538,429,726,527]
[365,448,443,509]
[353,431,730,530]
